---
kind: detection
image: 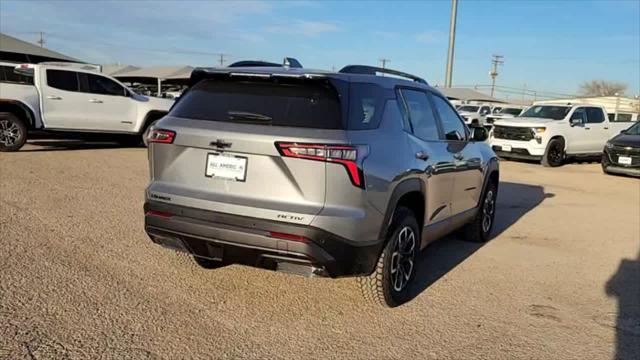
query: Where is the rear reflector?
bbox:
[146,210,173,218]
[268,231,310,242]
[148,129,176,144]
[275,142,364,188]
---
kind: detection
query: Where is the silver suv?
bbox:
[143,64,499,307]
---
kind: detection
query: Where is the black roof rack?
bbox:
[339,65,427,84]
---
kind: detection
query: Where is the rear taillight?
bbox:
[148,129,176,144]
[268,231,310,242]
[146,210,173,218]
[275,142,364,188]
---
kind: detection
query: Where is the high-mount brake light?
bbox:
[275,142,364,188]
[148,129,176,144]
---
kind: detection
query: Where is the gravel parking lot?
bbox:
[1,140,638,360]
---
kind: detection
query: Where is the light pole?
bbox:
[444,0,458,88]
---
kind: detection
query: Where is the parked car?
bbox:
[485,107,524,125]
[143,64,499,307]
[457,104,492,126]
[0,62,173,151]
[601,121,640,177]
[489,103,632,167]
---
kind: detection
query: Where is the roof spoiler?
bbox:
[339,65,427,84]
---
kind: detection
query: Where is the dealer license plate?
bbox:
[618,156,632,165]
[205,153,247,181]
[501,145,512,152]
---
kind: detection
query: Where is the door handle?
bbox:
[585,127,590,130]
[453,153,464,160]
[415,151,429,160]
[604,127,609,130]
[89,99,103,103]
[46,95,62,100]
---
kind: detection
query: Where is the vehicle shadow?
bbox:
[404,181,553,304]
[19,133,143,152]
[605,250,640,360]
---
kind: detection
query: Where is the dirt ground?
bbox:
[1,139,638,360]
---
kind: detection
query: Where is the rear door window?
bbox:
[585,107,605,123]
[46,69,79,92]
[170,79,343,129]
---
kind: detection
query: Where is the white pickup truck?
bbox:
[457,104,493,126]
[0,62,173,151]
[489,103,634,167]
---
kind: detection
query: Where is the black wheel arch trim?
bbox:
[378,178,425,241]
[0,100,37,129]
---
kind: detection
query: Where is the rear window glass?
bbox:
[170,79,343,129]
[0,65,34,85]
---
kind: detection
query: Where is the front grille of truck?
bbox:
[493,126,534,141]
[486,116,497,124]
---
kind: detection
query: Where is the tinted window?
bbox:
[431,94,467,141]
[170,79,343,129]
[47,70,79,92]
[458,105,479,112]
[400,89,440,141]
[585,107,605,123]
[380,99,406,130]
[348,83,384,130]
[571,108,586,122]
[85,73,125,96]
[0,65,34,85]
[480,106,491,114]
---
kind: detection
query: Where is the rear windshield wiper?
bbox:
[228,111,272,123]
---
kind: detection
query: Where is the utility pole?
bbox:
[379,58,390,69]
[522,83,527,102]
[444,0,458,88]
[489,54,504,97]
[218,54,227,67]
[37,32,45,48]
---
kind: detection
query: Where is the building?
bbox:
[0,33,80,63]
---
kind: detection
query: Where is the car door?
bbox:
[398,88,454,231]
[40,69,88,129]
[584,107,609,152]
[79,72,138,132]
[430,93,484,216]
[565,107,590,153]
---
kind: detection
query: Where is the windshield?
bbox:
[458,105,479,112]
[519,105,571,120]
[625,121,640,135]
[500,108,522,115]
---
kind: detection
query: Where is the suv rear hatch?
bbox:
[147,75,361,226]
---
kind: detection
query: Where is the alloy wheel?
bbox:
[390,226,416,292]
[0,119,21,146]
[482,190,495,233]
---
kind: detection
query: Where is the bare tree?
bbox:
[579,80,627,96]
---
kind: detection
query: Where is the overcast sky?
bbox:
[1,0,639,98]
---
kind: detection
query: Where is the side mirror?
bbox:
[445,130,464,141]
[620,129,627,134]
[570,117,582,126]
[471,126,489,142]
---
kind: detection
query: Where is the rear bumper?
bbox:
[143,201,384,278]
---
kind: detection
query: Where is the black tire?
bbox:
[542,138,565,167]
[463,181,497,243]
[0,112,28,152]
[358,206,419,307]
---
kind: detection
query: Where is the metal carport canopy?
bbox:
[0,33,80,63]
[437,87,507,103]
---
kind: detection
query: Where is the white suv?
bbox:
[457,104,492,126]
[0,62,173,151]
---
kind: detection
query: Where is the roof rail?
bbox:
[228,57,303,69]
[339,65,427,84]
